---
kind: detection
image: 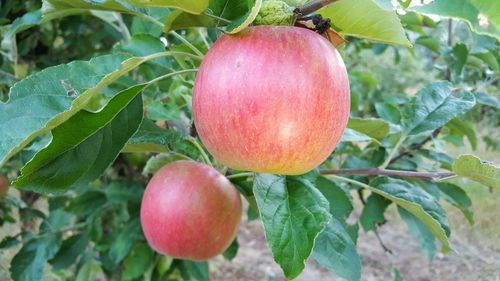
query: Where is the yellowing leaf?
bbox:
[319,0,412,47]
[452,155,500,188]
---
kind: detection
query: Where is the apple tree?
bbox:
[0,0,499,280]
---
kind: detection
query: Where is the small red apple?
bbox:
[0,174,9,196]
[193,26,350,175]
[140,161,242,260]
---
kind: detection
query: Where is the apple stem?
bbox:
[295,0,339,16]
[189,138,213,167]
[320,168,456,181]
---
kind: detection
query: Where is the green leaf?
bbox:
[399,11,437,34]
[10,210,70,281]
[253,174,331,279]
[375,102,401,124]
[0,52,169,167]
[319,0,411,47]
[156,256,173,276]
[316,177,353,220]
[415,36,440,53]
[419,149,454,170]
[313,218,361,281]
[452,155,500,188]
[398,207,436,261]
[1,8,90,61]
[142,153,190,175]
[47,0,208,14]
[475,92,500,109]
[347,117,390,141]
[124,118,184,153]
[0,236,21,250]
[401,81,476,135]
[179,261,209,281]
[164,10,214,31]
[165,0,262,33]
[450,43,468,76]
[359,193,391,232]
[437,183,473,224]
[67,191,107,216]
[75,260,103,281]
[104,181,143,203]
[445,118,477,150]
[123,243,154,281]
[368,177,452,253]
[340,128,375,143]
[472,51,500,71]
[13,85,145,194]
[222,239,239,261]
[221,0,263,33]
[411,0,500,40]
[115,34,171,68]
[50,235,89,270]
[11,239,58,281]
[108,219,142,265]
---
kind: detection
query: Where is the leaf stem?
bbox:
[197,28,211,49]
[169,30,205,58]
[146,69,198,86]
[320,168,456,181]
[295,0,339,16]
[389,128,442,165]
[143,51,203,62]
[227,172,254,179]
[189,138,212,167]
[326,174,372,189]
[114,12,131,43]
[203,12,232,24]
[380,135,407,169]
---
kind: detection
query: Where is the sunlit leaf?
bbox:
[452,155,500,188]
[319,0,411,47]
[253,174,331,279]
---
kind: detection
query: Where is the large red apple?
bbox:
[193,26,350,175]
[140,161,242,260]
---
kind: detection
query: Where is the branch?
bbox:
[295,0,339,16]
[357,189,393,254]
[388,128,442,165]
[320,168,455,180]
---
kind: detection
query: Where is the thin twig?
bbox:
[146,69,198,86]
[373,230,393,254]
[320,168,456,180]
[380,135,407,168]
[203,12,232,24]
[388,128,442,165]
[295,0,339,16]
[357,189,392,253]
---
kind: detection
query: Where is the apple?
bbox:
[140,161,242,260]
[0,174,9,196]
[193,26,350,175]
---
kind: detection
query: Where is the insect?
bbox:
[294,12,346,47]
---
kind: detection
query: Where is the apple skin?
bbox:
[0,174,8,196]
[193,26,350,175]
[140,161,242,260]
